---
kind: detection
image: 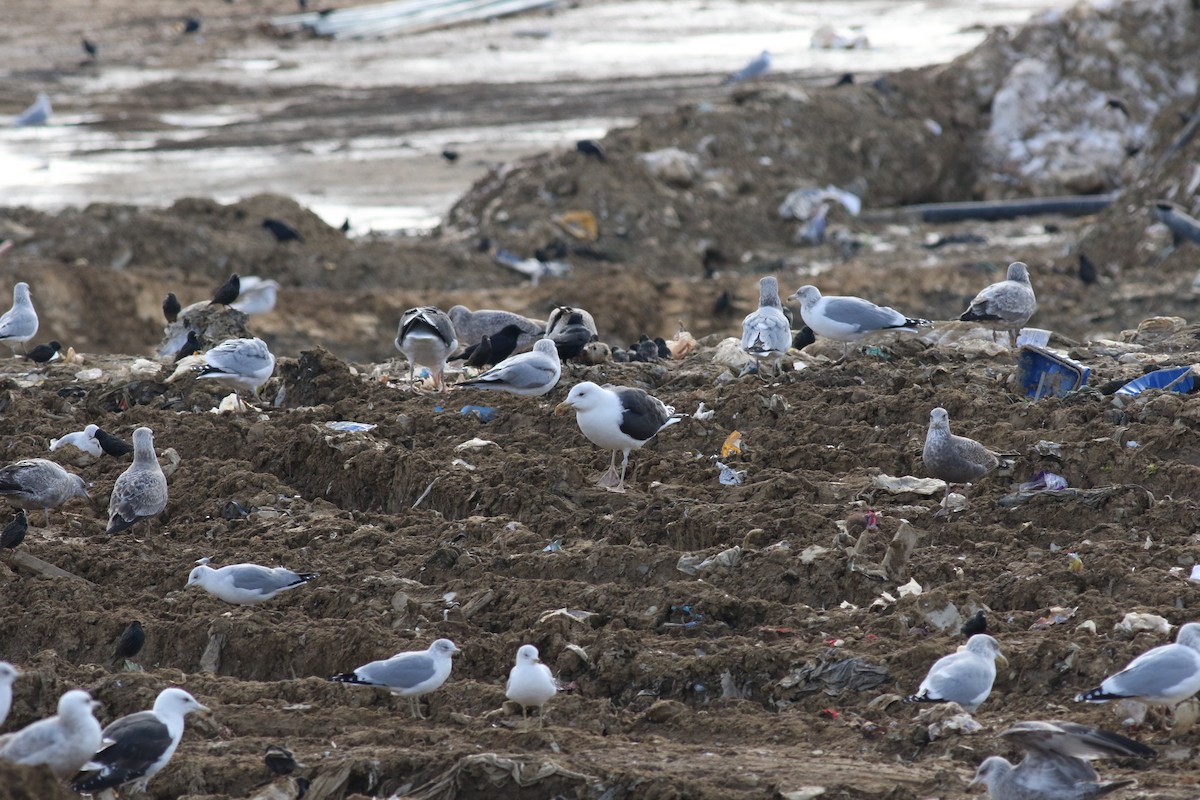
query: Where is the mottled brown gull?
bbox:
[960,261,1037,348]
[0,457,89,524]
[922,406,1007,513]
[107,427,167,534]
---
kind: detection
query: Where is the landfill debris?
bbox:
[676,545,742,575]
[1189,565,1200,583]
[778,185,862,220]
[777,655,889,696]
[1019,470,1069,492]
[1115,366,1194,396]
[325,421,377,432]
[694,402,715,422]
[1018,345,1090,399]
[1032,440,1063,457]
[896,578,922,598]
[810,25,869,50]
[638,147,701,187]
[1114,612,1172,637]
[1066,552,1084,573]
[1031,606,1077,629]
[553,209,598,241]
[870,475,945,496]
[460,405,497,422]
[720,430,743,457]
[715,461,745,486]
[454,437,497,451]
[543,539,562,553]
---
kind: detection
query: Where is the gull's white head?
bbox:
[154,687,210,718]
[516,644,541,665]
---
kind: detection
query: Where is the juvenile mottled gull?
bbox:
[506,644,557,726]
[396,306,457,392]
[922,406,1007,513]
[740,276,792,377]
[960,261,1037,348]
[330,638,460,719]
[0,458,89,524]
[0,282,38,354]
[789,285,930,360]
[49,424,103,457]
[458,338,561,397]
[107,427,167,534]
[447,305,543,349]
[970,721,1156,800]
[73,688,209,795]
[0,689,102,779]
[186,562,319,604]
[555,381,681,493]
[0,662,19,728]
[1074,622,1200,708]
[908,634,1006,712]
[193,337,276,398]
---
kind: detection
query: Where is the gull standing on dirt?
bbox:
[0,458,89,524]
[1074,622,1200,709]
[447,305,543,349]
[330,638,460,719]
[506,644,557,726]
[960,261,1037,348]
[0,282,38,354]
[725,50,771,84]
[0,662,19,727]
[186,561,319,604]
[458,338,562,397]
[73,688,209,795]
[555,381,681,493]
[396,306,457,392]
[49,424,103,457]
[970,720,1156,800]
[922,406,1008,514]
[740,276,792,377]
[193,337,276,401]
[0,689,103,779]
[908,634,1006,712]
[106,427,167,534]
[789,285,930,361]
[12,93,51,127]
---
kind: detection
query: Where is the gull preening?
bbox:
[790,285,930,361]
[0,458,89,524]
[506,644,557,726]
[1074,622,1200,709]
[186,562,319,604]
[0,282,38,354]
[0,689,103,779]
[396,306,457,392]
[960,261,1037,348]
[555,381,681,493]
[330,638,460,719]
[458,338,561,397]
[106,427,167,534]
[740,276,792,377]
[908,634,1006,712]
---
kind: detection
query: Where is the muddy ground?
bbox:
[4,0,1200,798]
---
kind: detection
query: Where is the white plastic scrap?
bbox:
[454,437,498,451]
[694,402,715,422]
[1114,612,1172,636]
[896,578,923,598]
[716,461,745,486]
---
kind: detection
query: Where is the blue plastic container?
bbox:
[1115,366,1194,397]
[1017,346,1090,399]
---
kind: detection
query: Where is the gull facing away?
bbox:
[1074,622,1200,709]
[908,634,1006,712]
[960,261,1037,348]
[555,381,681,493]
[506,644,557,726]
[107,427,167,534]
[970,720,1156,800]
[396,306,457,392]
[789,285,930,361]
[186,562,319,604]
[0,689,103,779]
[193,337,276,400]
[0,282,38,354]
[457,338,561,397]
[0,458,89,525]
[49,424,103,457]
[0,662,19,728]
[73,688,209,795]
[12,93,51,127]
[922,407,1009,515]
[740,276,792,377]
[330,638,460,719]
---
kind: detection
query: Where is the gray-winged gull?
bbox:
[458,338,561,397]
[506,644,557,726]
[970,720,1156,800]
[230,276,281,316]
[789,284,930,360]
[0,457,89,524]
[725,50,771,84]
[50,424,103,457]
[908,634,1006,712]
[396,306,457,392]
[186,562,319,604]
[107,427,167,534]
[555,381,681,492]
[447,305,543,349]
[330,638,460,719]
[740,276,792,377]
[1074,622,1200,708]
[0,689,102,779]
[193,337,276,399]
[922,406,1008,513]
[0,662,18,727]
[12,93,51,127]
[960,261,1037,348]
[73,688,209,795]
[0,282,38,354]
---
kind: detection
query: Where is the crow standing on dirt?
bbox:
[81,39,98,59]
[210,273,240,306]
[576,140,607,162]
[453,323,523,368]
[174,331,204,363]
[262,218,304,243]
[95,428,134,458]
[162,292,181,323]
[111,621,145,664]
[0,510,27,550]
[23,341,61,363]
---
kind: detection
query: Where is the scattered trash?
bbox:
[1189,564,1200,583]
[1018,345,1090,399]
[1033,440,1062,457]
[1031,606,1077,629]
[1015,328,1052,348]
[454,437,497,451]
[721,430,743,457]
[325,421,377,432]
[638,147,701,187]
[1019,470,1068,492]
[777,655,889,696]
[1114,611,1171,637]
[1066,552,1084,573]
[870,475,945,496]
[536,608,596,625]
[460,405,497,422]
[694,402,715,422]
[1115,366,1194,396]
[676,545,742,575]
[553,210,598,241]
[715,461,745,486]
[810,25,869,50]
[896,578,922,598]
[778,185,862,220]
[664,604,704,629]
[543,539,563,553]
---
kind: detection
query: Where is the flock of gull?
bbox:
[0,258,1193,799]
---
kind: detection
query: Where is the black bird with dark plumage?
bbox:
[174,331,204,363]
[576,139,607,161]
[474,324,523,365]
[82,38,99,59]
[654,337,670,360]
[459,335,493,368]
[210,273,240,306]
[112,620,145,664]
[713,289,734,316]
[95,428,134,458]
[961,610,987,637]
[181,16,202,34]
[441,149,460,163]
[263,218,304,243]
[1078,252,1097,285]
[0,510,27,550]
[793,326,815,350]
[163,292,181,323]
[264,745,305,776]
[23,340,61,363]
[340,218,351,234]
[631,336,660,362]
